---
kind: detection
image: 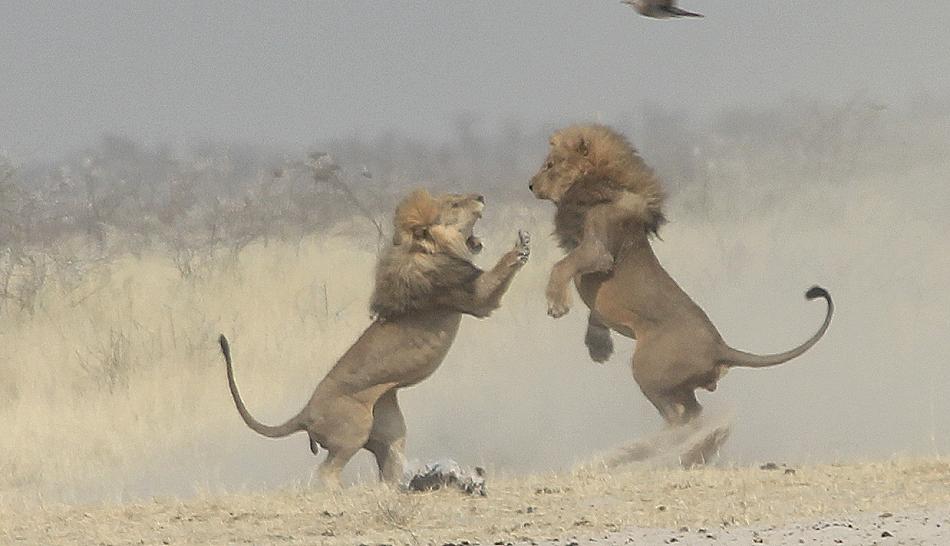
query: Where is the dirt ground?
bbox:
[577,509,949,545]
[2,458,947,545]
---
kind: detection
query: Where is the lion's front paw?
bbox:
[546,287,572,318]
[514,230,530,264]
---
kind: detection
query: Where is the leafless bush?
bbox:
[0,249,50,315]
[1,98,946,284]
[76,328,135,392]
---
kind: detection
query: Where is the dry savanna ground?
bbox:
[1,459,948,545]
[1,178,949,543]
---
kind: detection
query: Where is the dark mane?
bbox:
[370,249,482,319]
[553,174,666,251]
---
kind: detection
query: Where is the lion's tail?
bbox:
[718,286,833,369]
[219,334,304,439]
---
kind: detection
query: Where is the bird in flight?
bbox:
[622,0,703,19]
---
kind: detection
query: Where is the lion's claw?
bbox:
[517,230,530,247]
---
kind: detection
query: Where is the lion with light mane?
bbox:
[529,123,833,444]
[219,189,529,486]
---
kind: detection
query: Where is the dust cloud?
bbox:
[0,98,948,503]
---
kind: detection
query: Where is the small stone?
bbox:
[881,531,894,538]
[880,512,893,518]
[656,505,668,512]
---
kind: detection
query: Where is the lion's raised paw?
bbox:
[515,230,531,264]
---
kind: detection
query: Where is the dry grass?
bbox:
[0,189,948,518]
[0,229,384,499]
[1,458,947,545]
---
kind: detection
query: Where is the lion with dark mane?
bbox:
[220,189,529,485]
[529,124,833,460]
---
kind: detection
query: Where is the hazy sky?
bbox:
[2,1,949,159]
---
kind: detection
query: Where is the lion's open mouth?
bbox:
[466,235,483,253]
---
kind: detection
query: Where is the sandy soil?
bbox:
[2,458,948,545]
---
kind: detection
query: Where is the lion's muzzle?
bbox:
[466,235,483,253]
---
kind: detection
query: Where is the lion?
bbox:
[219,189,530,486]
[529,123,833,435]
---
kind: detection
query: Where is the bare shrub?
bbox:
[76,328,136,392]
[0,249,50,315]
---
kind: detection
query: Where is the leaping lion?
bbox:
[220,189,530,486]
[529,123,832,436]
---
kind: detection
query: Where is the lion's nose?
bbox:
[475,194,484,203]
[528,183,534,191]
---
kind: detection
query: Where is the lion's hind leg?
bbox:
[672,389,703,425]
[365,389,408,483]
[311,394,376,487]
[650,388,735,467]
[318,446,361,488]
[640,388,692,427]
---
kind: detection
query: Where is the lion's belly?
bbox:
[328,311,463,394]
[576,272,637,339]
[390,312,463,387]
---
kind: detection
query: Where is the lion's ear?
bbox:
[393,188,440,247]
[577,137,589,157]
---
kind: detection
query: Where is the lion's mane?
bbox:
[550,124,667,249]
[370,189,481,319]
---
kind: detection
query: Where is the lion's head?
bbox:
[371,189,486,319]
[529,124,665,232]
[391,189,485,257]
